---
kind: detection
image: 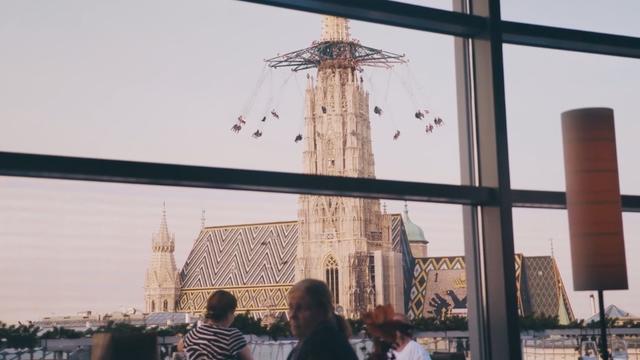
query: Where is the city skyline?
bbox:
[1,0,639,324]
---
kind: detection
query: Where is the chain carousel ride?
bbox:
[231,18,447,144]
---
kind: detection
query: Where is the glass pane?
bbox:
[0,176,472,358]
[501,0,640,37]
[0,1,461,185]
[513,208,639,357]
[504,45,640,194]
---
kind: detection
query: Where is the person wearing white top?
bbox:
[391,314,432,360]
[392,338,432,360]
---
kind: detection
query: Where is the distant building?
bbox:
[144,16,574,323]
[35,310,145,331]
[402,204,429,258]
[407,255,575,324]
[177,214,412,318]
[144,205,181,313]
[35,310,199,332]
[586,304,639,325]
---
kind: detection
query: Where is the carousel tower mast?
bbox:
[267,16,407,317]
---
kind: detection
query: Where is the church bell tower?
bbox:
[267,16,407,317]
[144,204,181,313]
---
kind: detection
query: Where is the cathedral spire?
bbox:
[321,16,350,42]
[145,203,180,313]
[153,202,174,251]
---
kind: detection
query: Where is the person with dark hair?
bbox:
[286,279,358,360]
[183,290,253,360]
[391,314,431,360]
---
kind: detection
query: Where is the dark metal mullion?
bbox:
[511,189,566,209]
[470,0,522,358]
[502,21,640,59]
[241,0,640,59]
[237,0,486,38]
[0,151,493,205]
[511,189,640,212]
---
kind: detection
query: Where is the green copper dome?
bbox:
[402,204,427,243]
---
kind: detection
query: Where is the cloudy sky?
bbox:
[1,0,639,324]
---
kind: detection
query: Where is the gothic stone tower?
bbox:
[296,17,405,317]
[144,205,181,313]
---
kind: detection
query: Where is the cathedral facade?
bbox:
[296,16,406,316]
[143,16,574,324]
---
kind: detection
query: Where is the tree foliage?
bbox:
[40,326,84,339]
[231,312,292,340]
[0,321,40,349]
[155,323,191,337]
[232,313,266,337]
[265,318,291,340]
[94,321,145,335]
[519,314,559,331]
[411,315,468,331]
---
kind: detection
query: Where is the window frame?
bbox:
[2,0,640,358]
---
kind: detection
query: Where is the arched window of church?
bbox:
[151,301,155,313]
[324,255,339,305]
[163,299,168,312]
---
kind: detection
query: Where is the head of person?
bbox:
[391,313,413,348]
[287,279,336,339]
[205,290,237,327]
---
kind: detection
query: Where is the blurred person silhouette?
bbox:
[390,314,431,360]
[286,279,357,360]
[91,332,158,360]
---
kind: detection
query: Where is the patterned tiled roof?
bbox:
[177,215,411,315]
[180,221,298,289]
[520,256,575,321]
[178,221,298,315]
[407,257,465,319]
[407,255,575,323]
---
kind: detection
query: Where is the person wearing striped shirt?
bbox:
[183,290,253,360]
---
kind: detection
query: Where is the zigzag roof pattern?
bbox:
[180,221,299,289]
[179,214,407,291]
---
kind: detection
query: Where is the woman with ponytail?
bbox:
[286,279,358,360]
[183,290,253,360]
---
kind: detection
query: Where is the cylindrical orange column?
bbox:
[561,107,628,291]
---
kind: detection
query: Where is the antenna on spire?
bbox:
[201,210,206,229]
[159,202,169,233]
[321,16,350,42]
[382,202,388,214]
[403,201,409,215]
[549,238,555,258]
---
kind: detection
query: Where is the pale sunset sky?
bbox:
[1,0,639,324]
